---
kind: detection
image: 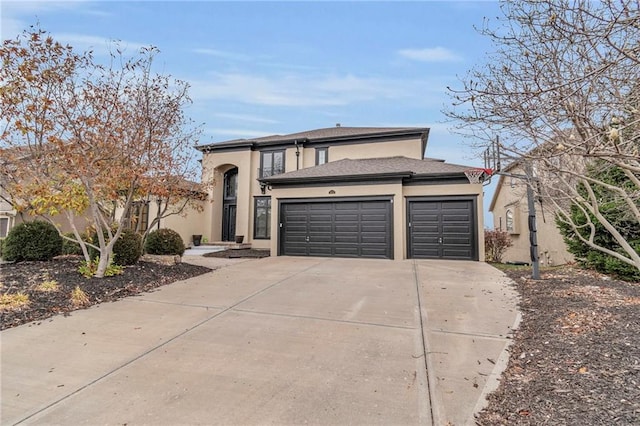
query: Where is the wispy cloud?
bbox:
[192,48,253,62]
[2,1,140,55]
[189,72,442,107]
[398,47,463,62]
[213,113,279,124]
[2,1,111,38]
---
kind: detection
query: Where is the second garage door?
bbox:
[407,198,477,260]
[280,199,393,259]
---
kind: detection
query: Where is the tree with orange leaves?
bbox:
[0,26,205,277]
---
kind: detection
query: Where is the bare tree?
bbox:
[445,0,640,271]
[0,27,206,277]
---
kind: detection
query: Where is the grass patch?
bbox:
[70,286,90,308]
[36,279,60,292]
[0,292,30,311]
[489,262,568,273]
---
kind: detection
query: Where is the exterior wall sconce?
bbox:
[260,182,271,194]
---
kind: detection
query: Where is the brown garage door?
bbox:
[407,198,477,260]
[280,198,393,259]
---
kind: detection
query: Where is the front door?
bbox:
[222,204,236,242]
[222,167,238,241]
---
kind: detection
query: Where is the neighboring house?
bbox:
[1,163,205,246]
[196,126,487,260]
[489,162,574,265]
[116,178,208,245]
[0,187,16,238]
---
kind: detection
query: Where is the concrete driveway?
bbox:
[1,257,519,425]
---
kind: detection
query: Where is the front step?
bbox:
[201,242,252,250]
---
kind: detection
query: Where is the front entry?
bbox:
[222,167,238,241]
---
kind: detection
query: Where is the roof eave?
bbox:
[195,141,254,152]
[261,171,413,185]
[488,174,506,212]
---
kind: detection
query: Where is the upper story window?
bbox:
[316,147,328,165]
[261,150,285,178]
[505,209,514,232]
[224,167,238,199]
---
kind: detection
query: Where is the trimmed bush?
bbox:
[112,229,142,265]
[61,232,84,256]
[3,221,62,262]
[87,228,142,265]
[484,229,513,263]
[145,228,185,256]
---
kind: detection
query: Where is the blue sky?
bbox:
[1,0,502,225]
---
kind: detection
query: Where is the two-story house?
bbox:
[197,126,486,260]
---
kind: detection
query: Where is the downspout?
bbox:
[295,140,300,170]
[156,198,161,229]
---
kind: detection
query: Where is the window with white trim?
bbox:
[505,209,514,232]
[0,217,9,238]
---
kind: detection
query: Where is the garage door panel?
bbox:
[443,215,471,223]
[335,224,359,233]
[411,203,438,211]
[310,235,332,243]
[309,246,333,256]
[334,216,358,223]
[413,225,439,233]
[281,200,392,259]
[410,245,440,257]
[334,202,359,210]
[443,225,471,233]
[360,249,389,258]
[444,237,471,245]
[286,215,308,222]
[361,223,386,232]
[334,246,359,256]
[362,235,387,243]
[335,235,358,243]
[443,249,472,260]
[309,224,332,232]
[408,199,475,260]
[442,201,471,209]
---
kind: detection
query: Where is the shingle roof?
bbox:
[261,156,474,183]
[196,126,428,150]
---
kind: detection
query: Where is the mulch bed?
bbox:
[476,265,640,425]
[203,248,270,259]
[0,257,211,330]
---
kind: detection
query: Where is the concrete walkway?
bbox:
[1,257,519,425]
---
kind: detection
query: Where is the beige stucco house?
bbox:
[197,126,487,260]
[489,163,574,265]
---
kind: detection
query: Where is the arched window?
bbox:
[506,209,514,232]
